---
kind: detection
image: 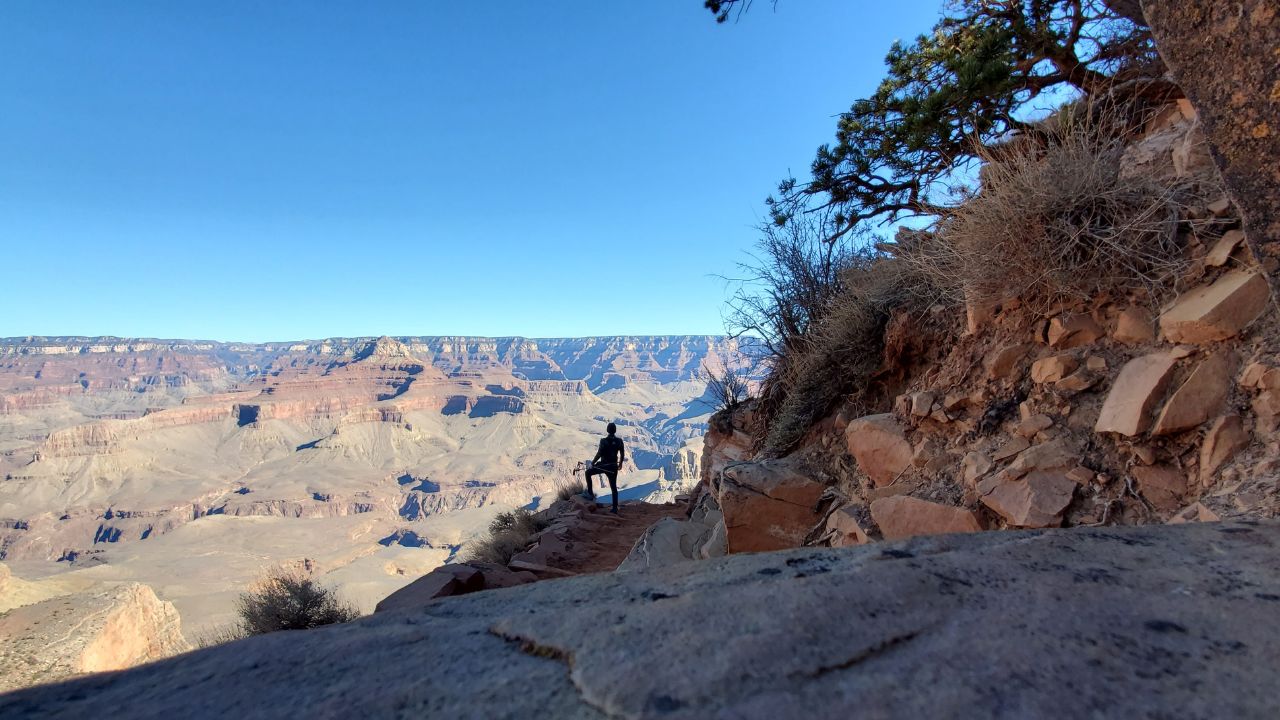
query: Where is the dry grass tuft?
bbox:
[901,103,1215,312]
[464,508,551,565]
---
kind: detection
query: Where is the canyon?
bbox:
[0,335,746,639]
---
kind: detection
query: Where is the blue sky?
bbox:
[0,1,941,342]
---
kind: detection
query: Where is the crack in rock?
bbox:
[797,628,928,681]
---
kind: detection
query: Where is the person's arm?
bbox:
[619,439,626,466]
[592,438,605,464]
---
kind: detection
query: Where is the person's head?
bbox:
[606,422,617,435]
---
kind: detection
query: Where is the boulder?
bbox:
[375,564,485,613]
[869,496,982,540]
[1199,415,1250,485]
[1152,351,1237,435]
[1030,354,1079,383]
[1112,306,1156,344]
[1205,230,1245,267]
[825,506,871,548]
[1047,315,1104,349]
[718,460,825,553]
[985,344,1032,380]
[1158,270,1270,344]
[960,451,993,486]
[1094,352,1179,436]
[845,414,913,487]
[619,493,727,571]
[1131,465,1189,513]
[8,523,1280,718]
[979,470,1076,528]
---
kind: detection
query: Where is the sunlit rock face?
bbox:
[0,335,750,633]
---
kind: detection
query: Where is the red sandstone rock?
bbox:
[869,496,982,540]
[985,344,1032,380]
[1113,307,1156,345]
[1205,230,1245,267]
[1047,315,1104,349]
[1152,351,1237,435]
[844,414,913,487]
[979,470,1076,528]
[718,460,825,553]
[825,506,870,547]
[1131,466,1189,513]
[1199,415,1250,485]
[1094,352,1179,436]
[1031,354,1079,383]
[1159,270,1270,344]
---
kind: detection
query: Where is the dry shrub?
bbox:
[555,476,587,502]
[761,250,933,454]
[904,102,1209,311]
[465,508,550,565]
[206,567,362,640]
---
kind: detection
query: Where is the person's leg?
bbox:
[607,471,618,513]
[583,468,598,498]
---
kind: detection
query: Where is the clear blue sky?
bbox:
[0,1,941,342]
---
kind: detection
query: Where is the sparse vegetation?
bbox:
[699,362,751,413]
[465,508,551,565]
[901,101,1212,311]
[197,567,359,646]
[555,476,587,502]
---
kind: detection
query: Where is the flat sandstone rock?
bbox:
[3,522,1280,719]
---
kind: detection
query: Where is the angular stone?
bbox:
[1006,440,1076,476]
[909,391,936,417]
[1199,415,1250,486]
[1047,314,1104,349]
[1086,356,1108,372]
[1031,354,1079,383]
[992,436,1031,462]
[719,460,825,553]
[845,414,913,487]
[1055,369,1099,394]
[1239,362,1269,388]
[1094,352,1179,436]
[1113,307,1156,345]
[961,452,993,486]
[1159,270,1270,344]
[375,564,485,613]
[869,496,982,540]
[1014,415,1054,438]
[826,506,870,548]
[1131,465,1189,513]
[1205,230,1245,267]
[980,470,1076,528]
[1168,502,1222,524]
[1152,351,1237,435]
[985,344,1033,380]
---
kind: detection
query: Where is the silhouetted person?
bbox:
[585,422,625,513]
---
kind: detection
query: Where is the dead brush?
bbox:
[464,508,550,565]
[762,251,934,454]
[900,102,1217,313]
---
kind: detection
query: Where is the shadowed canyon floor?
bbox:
[3,521,1278,719]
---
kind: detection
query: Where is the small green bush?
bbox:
[465,508,551,565]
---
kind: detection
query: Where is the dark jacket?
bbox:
[593,434,625,471]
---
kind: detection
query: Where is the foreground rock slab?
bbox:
[4,522,1280,719]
